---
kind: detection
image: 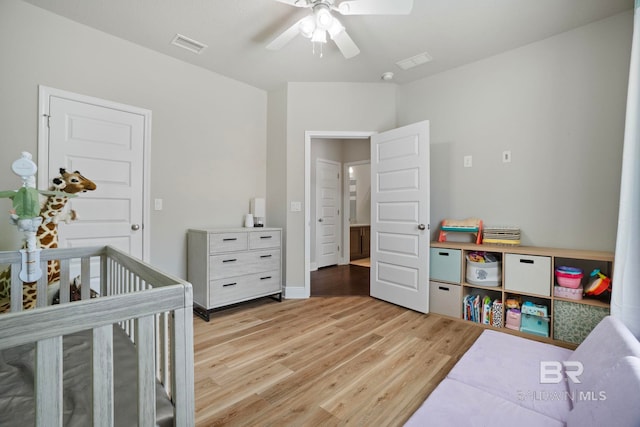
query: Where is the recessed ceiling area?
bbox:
[21,0,634,91]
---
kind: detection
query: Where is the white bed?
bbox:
[0,246,195,426]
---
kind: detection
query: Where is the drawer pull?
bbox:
[260,276,272,280]
[438,286,450,291]
[438,252,450,256]
[260,254,272,258]
[260,235,273,239]
[222,282,237,287]
[222,258,237,263]
[223,238,237,241]
[520,259,534,264]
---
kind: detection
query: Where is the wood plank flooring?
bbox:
[193,296,482,426]
[311,265,369,296]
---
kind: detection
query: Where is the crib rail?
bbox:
[0,246,195,427]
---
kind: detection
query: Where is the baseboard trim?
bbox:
[284,286,308,299]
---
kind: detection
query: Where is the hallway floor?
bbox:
[310,264,370,296]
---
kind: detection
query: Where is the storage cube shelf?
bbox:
[429,241,614,345]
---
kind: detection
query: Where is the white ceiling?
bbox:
[23,0,633,91]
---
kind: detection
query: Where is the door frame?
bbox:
[37,85,152,261]
[343,159,370,263]
[304,130,375,298]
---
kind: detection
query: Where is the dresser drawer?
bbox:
[209,249,281,279]
[209,232,248,253]
[504,254,551,296]
[209,271,281,307]
[249,230,281,250]
[430,248,461,283]
[429,281,461,317]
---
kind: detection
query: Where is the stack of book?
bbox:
[463,295,502,327]
[483,226,521,245]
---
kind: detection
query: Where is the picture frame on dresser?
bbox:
[187,227,283,321]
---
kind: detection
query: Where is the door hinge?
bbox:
[43,114,50,128]
[337,172,340,179]
[337,245,340,251]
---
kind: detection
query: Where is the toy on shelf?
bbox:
[438,218,483,244]
[585,269,612,296]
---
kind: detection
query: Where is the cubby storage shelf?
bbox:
[429,241,614,345]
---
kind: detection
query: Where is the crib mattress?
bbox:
[0,325,174,427]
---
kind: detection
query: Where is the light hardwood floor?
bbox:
[193,296,483,426]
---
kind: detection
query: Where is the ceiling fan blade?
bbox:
[336,0,413,15]
[274,0,312,8]
[331,30,360,59]
[266,18,304,50]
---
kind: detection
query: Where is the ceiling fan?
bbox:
[266,0,414,59]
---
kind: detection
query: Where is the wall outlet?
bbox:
[502,150,512,163]
[463,155,473,168]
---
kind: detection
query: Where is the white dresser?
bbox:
[187,227,282,321]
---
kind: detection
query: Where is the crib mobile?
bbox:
[0,152,75,282]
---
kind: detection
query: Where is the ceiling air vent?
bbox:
[396,52,433,71]
[171,34,208,54]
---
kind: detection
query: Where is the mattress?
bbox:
[0,324,174,427]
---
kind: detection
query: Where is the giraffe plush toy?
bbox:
[0,169,97,311]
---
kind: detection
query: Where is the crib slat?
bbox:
[10,262,21,312]
[137,315,156,425]
[36,259,48,308]
[172,305,195,426]
[59,258,71,304]
[36,336,63,427]
[93,324,114,427]
[81,256,91,300]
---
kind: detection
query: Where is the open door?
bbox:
[370,121,430,313]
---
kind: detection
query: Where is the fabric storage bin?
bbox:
[520,313,550,337]
[429,281,461,318]
[430,248,461,283]
[466,259,501,286]
[553,300,609,344]
[504,254,552,296]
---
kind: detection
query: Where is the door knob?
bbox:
[418,224,426,230]
[318,218,323,222]
[131,224,140,231]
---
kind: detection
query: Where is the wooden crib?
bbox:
[0,246,194,426]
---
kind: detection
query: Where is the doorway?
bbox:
[307,132,374,296]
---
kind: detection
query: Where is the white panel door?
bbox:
[316,159,340,268]
[370,121,430,313]
[46,95,146,258]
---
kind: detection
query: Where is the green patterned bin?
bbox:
[553,300,609,344]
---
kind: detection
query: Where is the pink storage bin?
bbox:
[554,285,583,300]
[505,309,521,330]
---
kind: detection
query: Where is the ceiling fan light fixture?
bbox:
[327,18,345,39]
[315,4,333,29]
[311,28,327,44]
[299,15,315,38]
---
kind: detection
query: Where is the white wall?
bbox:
[397,11,633,251]
[0,0,267,278]
[283,83,396,293]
